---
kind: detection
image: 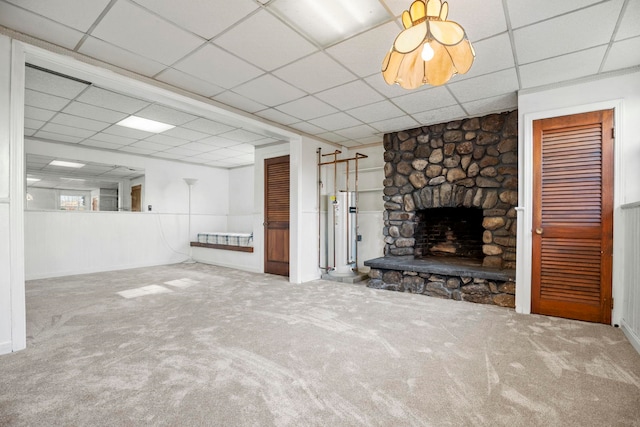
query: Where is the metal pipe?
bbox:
[345,160,350,267]
[317,147,326,271]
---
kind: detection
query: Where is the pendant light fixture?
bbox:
[382,0,475,89]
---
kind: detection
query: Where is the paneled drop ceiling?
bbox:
[1,0,639,168]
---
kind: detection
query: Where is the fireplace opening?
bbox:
[414,208,484,261]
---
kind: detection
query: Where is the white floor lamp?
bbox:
[183,178,198,264]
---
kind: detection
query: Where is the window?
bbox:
[60,195,86,211]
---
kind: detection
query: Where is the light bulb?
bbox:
[421,43,434,61]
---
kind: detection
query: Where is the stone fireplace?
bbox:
[365,111,518,307]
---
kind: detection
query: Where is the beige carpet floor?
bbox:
[0,263,639,426]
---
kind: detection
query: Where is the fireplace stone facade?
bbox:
[366,111,518,308]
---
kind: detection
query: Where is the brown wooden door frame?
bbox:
[264,155,290,276]
[532,109,614,324]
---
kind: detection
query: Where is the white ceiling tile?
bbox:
[309,112,363,131]
[92,1,205,65]
[462,93,518,117]
[602,36,640,72]
[182,117,235,135]
[453,34,515,82]
[24,118,45,130]
[62,102,129,123]
[5,0,110,31]
[120,146,156,155]
[178,142,217,153]
[173,44,263,89]
[214,10,317,71]
[207,148,248,159]
[276,96,338,121]
[514,0,623,64]
[411,105,467,126]
[315,80,385,110]
[369,115,420,133]
[41,123,96,139]
[90,133,138,146]
[289,122,326,135]
[155,68,224,97]
[231,75,305,107]
[145,134,189,147]
[355,135,383,145]
[206,160,234,168]
[212,91,267,113]
[196,137,240,149]
[24,106,56,122]
[364,72,423,98]
[507,0,603,29]
[102,124,154,140]
[181,156,212,164]
[50,113,110,132]
[162,146,201,157]
[228,144,255,154]
[447,68,519,103]
[127,140,170,151]
[25,90,70,111]
[25,66,89,99]
[347,100,405,123]
[151,152,188,160]
[78,37,166,77]
[0,2,85,49]
[316,132,349,143]
[135,104,198,126]
[616,0,640,40]
[446,0,506,40]
[273,52,357,94]
[33,130,83,144]
[76,87,150,114]
[390,86,457,114]
[520,46,607,88]
[80,140,126,150]
[326,22,401,77]
[254,108,299,126]
[132,0,259,39]
[335,124,378,140]
[219,129,264,143]
[161,126,209,142]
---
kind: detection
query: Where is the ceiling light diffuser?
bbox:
[116,116,175,133]
[382,0,475,89]
[49,160,86,168]
[26,177,41,182]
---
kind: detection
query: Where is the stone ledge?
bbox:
[364,256,515,282]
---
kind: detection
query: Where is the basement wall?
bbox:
[25,139,230,279]
[517,70,640,342]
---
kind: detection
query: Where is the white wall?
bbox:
[1,34,26,354]
[348,144,385,270]
[25,139,229,279]
[516,70,640,330]
[227,165,254,233]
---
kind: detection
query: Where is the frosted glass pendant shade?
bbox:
[382,0,475,89]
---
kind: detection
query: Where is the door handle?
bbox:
[535,228,543,235]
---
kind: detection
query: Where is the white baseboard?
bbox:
[0,341,12,355]
[620,320,640,355]
[25,259,185,281]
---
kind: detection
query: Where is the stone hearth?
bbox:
[367,111,518,308]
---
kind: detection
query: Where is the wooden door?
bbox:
[532,110,614,323]
[264,155,290,276]
[131,184,141,212]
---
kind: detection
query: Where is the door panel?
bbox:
[131,184,141,212]
[532,110,614,323]
[264,155,290,276]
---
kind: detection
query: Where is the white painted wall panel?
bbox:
[0,205,12,353]
[621,203,640,353]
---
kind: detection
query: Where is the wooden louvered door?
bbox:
[532,110,614,323]
[264,155,290,276]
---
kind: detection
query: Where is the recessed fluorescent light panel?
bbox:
[270,0,389,46]
[26,177,41,182]
[49,160,85,168]
[116,116,175,133]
